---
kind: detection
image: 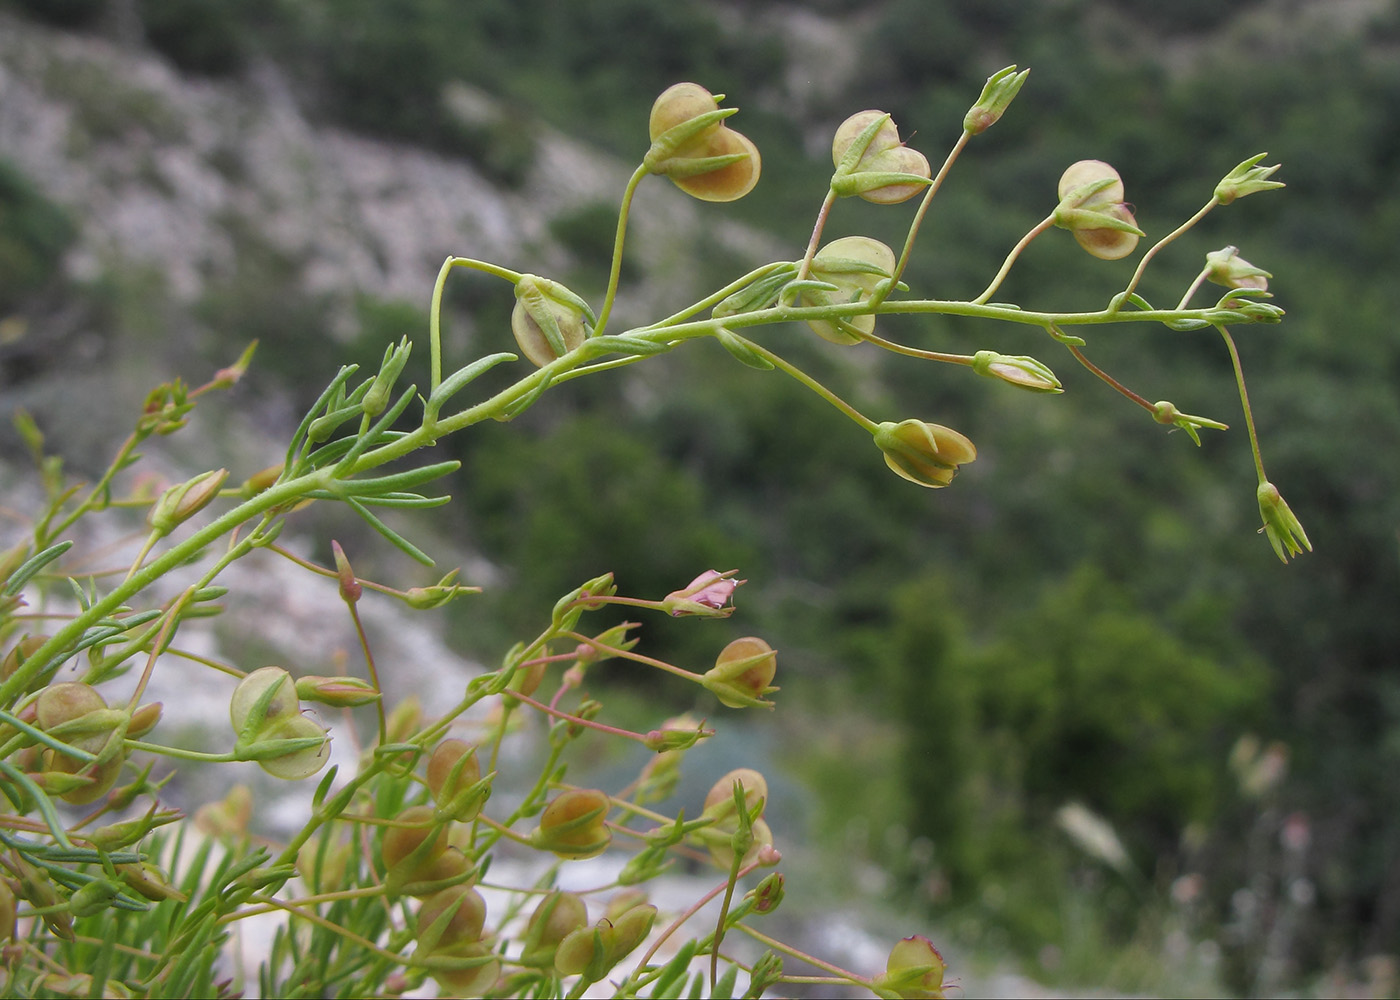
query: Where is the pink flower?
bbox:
[663,570,746,617]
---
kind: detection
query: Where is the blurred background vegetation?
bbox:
[2,0,1398,993]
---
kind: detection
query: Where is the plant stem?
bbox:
[429,256,524,391]
[1113,197,1219,313]
[876,128,972,306]
[1219,325,1269,483]
[788,190,838,299]
[1064,342,1155,412]
[727,336,878,433]
[973,214,1055,304]
[593,164,649,337]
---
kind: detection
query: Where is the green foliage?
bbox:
[0,160,76,314]
[4,0,106,29]
[5,0,1393,987]
[138,0,258,76]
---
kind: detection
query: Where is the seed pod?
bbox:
[802,236,897,345]
[1053,160,1143,260]
[831,111,931,204]
[532,789,612,860]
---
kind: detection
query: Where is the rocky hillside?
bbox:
[0,11,784,449]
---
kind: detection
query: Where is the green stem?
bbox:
[787,189,838,301]
[723,335,878,433]
[593,164,650,337]
[429,256,524,391]
[345,600,387,745]
[733,923,868,985]
[1112,197,1219,313]
[653,261,793,328]
[1064,341,1155,412]
[1175,265,1213,311]
[0,470,332,704]
[853,329,975,366]
[972,214,1055,304]
[503,689,653,746]
[875,128,972,307]
[1218,325,1269,483]
[43,430,148,545]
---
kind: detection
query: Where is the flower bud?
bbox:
[1257,481,1311,564]
[872,935,947,999]
[749,871,785,914]
[831,112,931,204]
[520,891,589,967]
[2,634,49,681]
[706,817,774,871]
[0,880,15,942]
[703,768,769,823]
[703,636,778,709]
[1205,246,1270,291]
[147,468,229,535]
[240,463,284,498]
[971,351,1062,393]
[641,718,707,753]
[1215,152,1284,204]
[331,541,361,604]
[69,878,122,918]
[1054,160,1143,260]
[662,569,745,617]
[574,621,640,666]
[361,337,411,419]
[532,788,612,860]
[211,339,256,388]
[802,236,897,345]
[426,738,487,822]
[964,65,1029,135]
[295,675,380,709]
[402,568,475,609]
[635,715,704,805]
[117,862,187,903]
[873,419,977,488]
[127,701,162,738]
[511,274,592,367]
[645,83,761,203]
[1151,401,1228,447]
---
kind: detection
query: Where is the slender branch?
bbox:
[876,128,973,306]
[1113,197,1219,312]
[1064,342,1155,412]
[1218,325,1269,483]
[593,164,650,336]
[973,214,1055,304]
[787,189,838,300]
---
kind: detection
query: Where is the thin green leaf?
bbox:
[2,540,73,596]
[345,496,434,566]
[426,352,518,419]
